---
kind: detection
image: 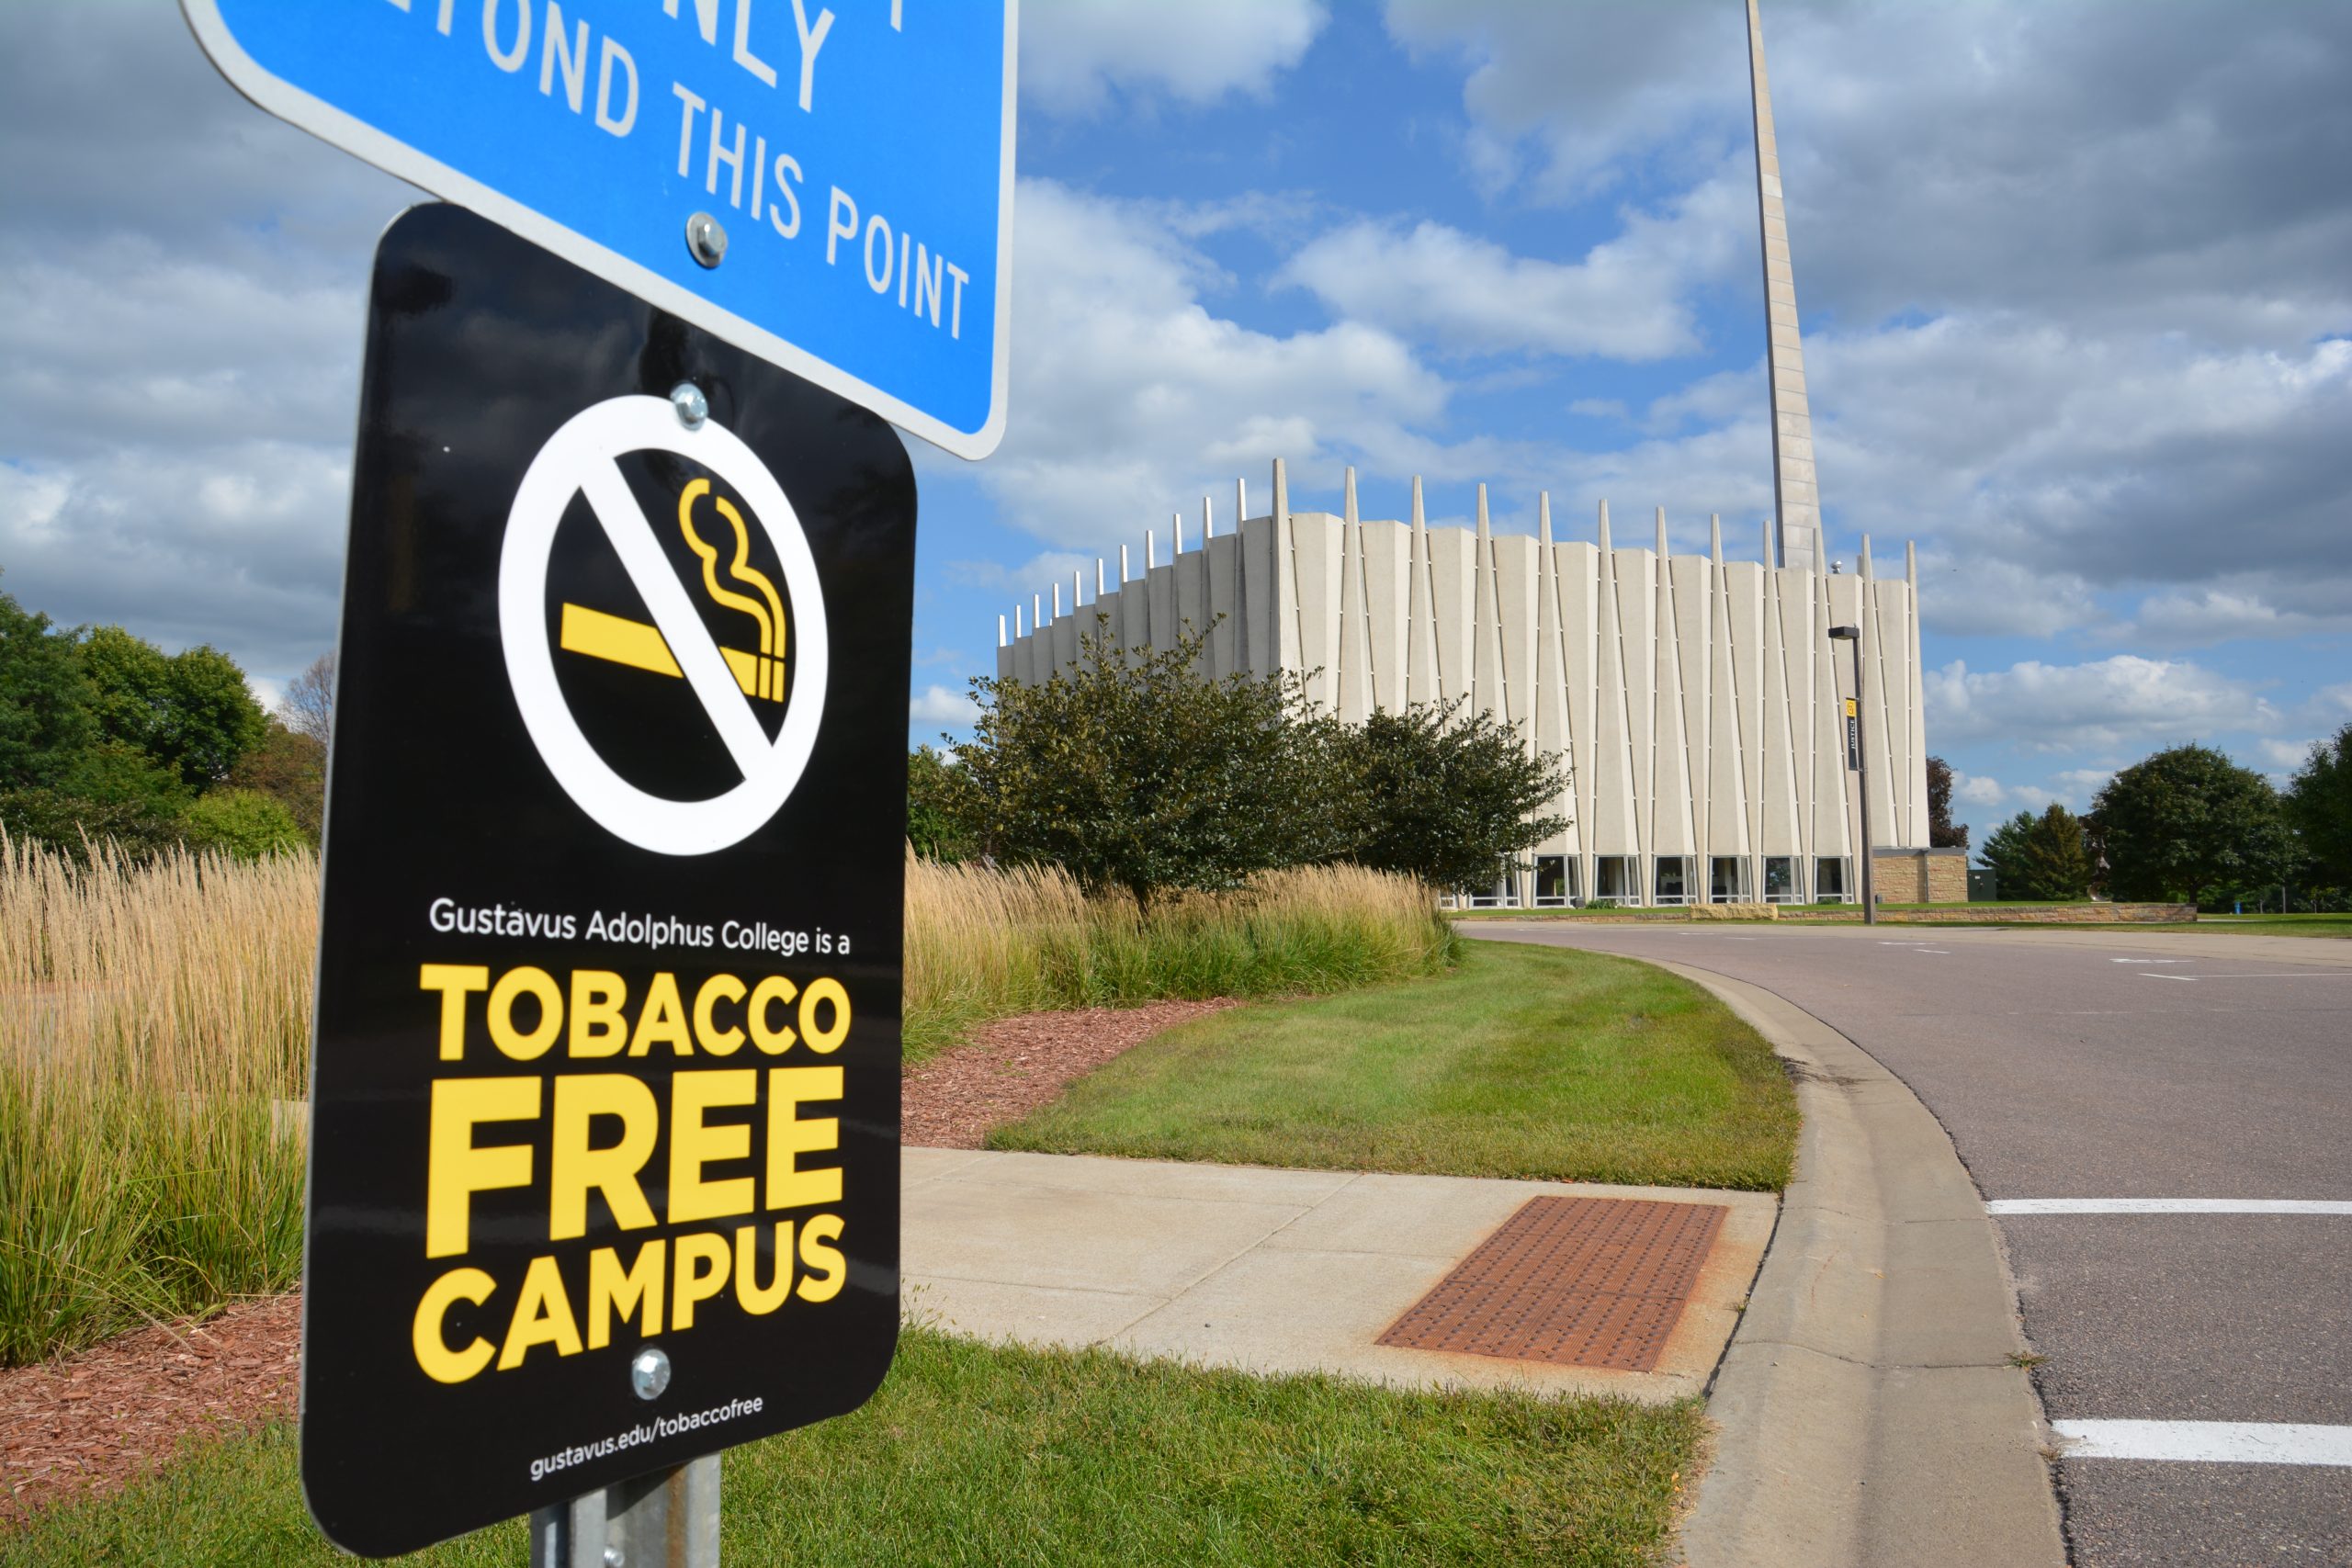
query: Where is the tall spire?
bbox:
[1747,0,1822,577]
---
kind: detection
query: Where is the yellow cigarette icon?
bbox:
[557,603,780,699]
[556,480,788,702]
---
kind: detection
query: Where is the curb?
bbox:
[1656,961,2068,1568]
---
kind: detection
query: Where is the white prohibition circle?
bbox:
[499,395,829,857]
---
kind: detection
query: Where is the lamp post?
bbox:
[1827,624,1876,926]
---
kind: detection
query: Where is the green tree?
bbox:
[2091,743,2291,907]
[183,787,309,859]
[948,620,1356,908]
[906,743,972,862]
[0,580,96,789]
[227,718,327,841]
[1334,699,1567,891]
[1979,802,2093,901]
[1925,756,1969,850]
[78,626,267,791]
[2285,723,2352,895]
[1975,810,2031,898]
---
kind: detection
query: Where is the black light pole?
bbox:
[1827,624,1876,926]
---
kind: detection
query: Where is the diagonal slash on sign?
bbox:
[573,456,771,776]
[500,395,829,857]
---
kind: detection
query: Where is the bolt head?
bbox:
[629,1347,671,1401]
[603,1549,626,1568]
[685,211,728,268]
[669,382,709,430]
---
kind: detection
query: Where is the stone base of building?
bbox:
[1871,846,1971,903]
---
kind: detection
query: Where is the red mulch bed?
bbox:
[2,1293,300,1525]
[2,998,1227,1523]
[901,997,1236,1147]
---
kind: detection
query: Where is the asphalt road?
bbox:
[1476,920,2352,1568]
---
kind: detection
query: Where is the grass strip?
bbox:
[3,1328,1703,1568]
[990,938,1796,1191]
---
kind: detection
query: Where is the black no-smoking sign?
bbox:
[303,205,914,1556]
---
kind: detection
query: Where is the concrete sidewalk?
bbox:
[901,1146,1776,1403]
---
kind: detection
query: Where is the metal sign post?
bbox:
[531,1457,720,1568]
[1828,626,1876,924]
[298,205,914,1558]
[179,0,1017,457]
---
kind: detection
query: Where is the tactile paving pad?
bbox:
[1377,1196,1728,1371]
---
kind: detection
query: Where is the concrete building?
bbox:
[991,0,1953,908]
[994,468,1933,908]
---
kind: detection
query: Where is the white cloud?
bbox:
[1021,0,1327,116]
[909,684,980,727]
[980,179,1453,551]
[2107,587,2352,649]
[1276,175,1746,362]
[1926,655,2279,753]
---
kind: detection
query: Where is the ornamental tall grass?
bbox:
[903,855,1456,1060]
[0,834,312,1364]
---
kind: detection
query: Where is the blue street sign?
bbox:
[182,0,1015,457]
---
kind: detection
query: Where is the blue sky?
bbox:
[5,2,2348,850]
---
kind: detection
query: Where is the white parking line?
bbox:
[1984,1213,2352,1222]
[2054,1420,2352,1466]
[2141,972,2352,981]
[2109,957,2187,964]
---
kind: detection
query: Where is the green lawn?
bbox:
[4,1329,1702,1568]
[990,938,1796,1191]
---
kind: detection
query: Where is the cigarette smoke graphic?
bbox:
[676,479,789,701]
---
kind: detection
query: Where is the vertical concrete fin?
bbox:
[1657,505,1669,560]
[1014,604,1024,638]
[1338,472,1370,722]
[1472,484,1506,723]
[1407,477,1440,706]
[1120,544,1130,583]
[1146,528,1157,571]
[1532,493,1577,853]
[998,613,1007,649]
[1711,513,1724,568]
[1598,498,1613,553]
[1906,538,1918,588]
[1749,0,1822,578]
[1096,558,1106,597]
[1203,494,1215,541]
[1172,510,1184,557]
[1237,475,1248,525]
[1860,534,1873,580]
[1274,457,1302,671]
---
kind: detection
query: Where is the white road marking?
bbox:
[2053,1420,2352,1467]
[2109,957,2187,964]
[2141,972,2352,982]
[1984,1213,2352,1222]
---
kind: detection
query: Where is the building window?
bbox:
[1763,856,1799,902]
[1708,857,1749,903]
[1655,856,1695,906]
[1463,862,1518,908]
[1815,857,1850,902]
[1534,854,1576,907]
[1594,855,1636,903]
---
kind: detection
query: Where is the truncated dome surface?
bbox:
[1378,1197,1728,1371]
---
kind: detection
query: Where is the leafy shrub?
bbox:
[182,787,308,859]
